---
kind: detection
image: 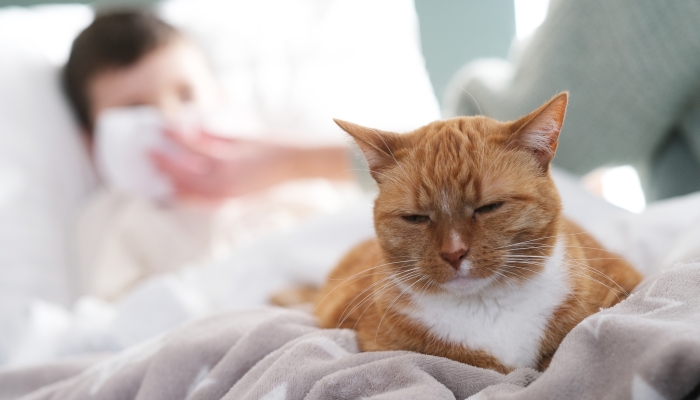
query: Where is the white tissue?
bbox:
[94,106,175,200]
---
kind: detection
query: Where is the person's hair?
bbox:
[63,9,180,132]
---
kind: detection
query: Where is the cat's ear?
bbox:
[508,92,568,170]
[334,119,401,182]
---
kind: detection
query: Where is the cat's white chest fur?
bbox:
[402,237,569,369]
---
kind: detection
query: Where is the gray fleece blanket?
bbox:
[2,263,699,400]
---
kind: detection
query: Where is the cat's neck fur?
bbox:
[395,234,569,370]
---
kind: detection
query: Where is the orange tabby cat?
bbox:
[314,93,642,373]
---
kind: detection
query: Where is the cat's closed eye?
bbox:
[402,215,430,223]
[474,202,504,215]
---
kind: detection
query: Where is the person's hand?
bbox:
[150,130,352,201]
[150,130,293,200]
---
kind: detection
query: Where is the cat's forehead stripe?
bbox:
[441,189,451,215]
[390,117,520,209]
[417,123,491,204]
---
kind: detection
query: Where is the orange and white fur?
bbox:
[314,93,642,373]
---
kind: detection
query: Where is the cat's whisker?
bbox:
[345,271,424,330]
[326,259,419,281]
[336,268,418,320]
[505,259,625,304]
[503,255,545,265]
[564,268,625,303]
[563,257,630,297]
[459,86,482,115]
[506,255,549,260]
[333,271,409,325]
[569,261,629,289]
[496,232,592,250]
[502,239,623,256]
[494,235,559,250]
[506,259,624,306]
[508,253,629,261]
[385,278,433,336]
[315,261,420,313]
[490,270,519,293]
[511,246,625,257]
[348,279,400,330]
[338,269,422,328]
[374,276,427,342]
[503,261,544,269]
[507,251,631,298]
[506,245,628,265]
[500,265,589,312]
[326,266,409,283]
[321,258,418,284]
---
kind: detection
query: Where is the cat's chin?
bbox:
[441,275,496,296]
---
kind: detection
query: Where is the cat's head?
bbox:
[336,93,568,296]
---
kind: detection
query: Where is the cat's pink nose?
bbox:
[441,232,469,270]
[440,247,469,270]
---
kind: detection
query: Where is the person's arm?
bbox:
[150,131,352,200]
[443,0,700,200]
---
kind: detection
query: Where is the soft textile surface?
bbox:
[2,263,699,400]
[443,0,700,200]
[0,308,535,400]
[0,37,96,363]
[77,180,361,301]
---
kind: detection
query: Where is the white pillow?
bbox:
[0,5,92,66]
[0,5,96,362]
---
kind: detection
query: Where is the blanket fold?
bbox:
[2,263,699,400]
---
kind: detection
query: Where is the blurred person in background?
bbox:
[64,9,357,301]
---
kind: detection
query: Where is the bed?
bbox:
[1,1,700,399]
